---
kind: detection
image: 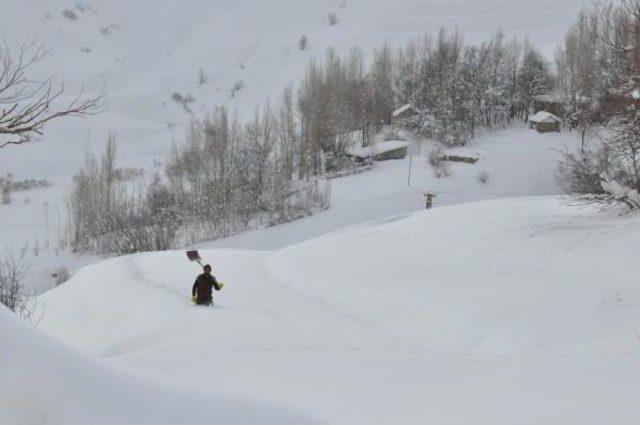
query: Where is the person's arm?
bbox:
[212,276,221,291]
[192,278,198,297]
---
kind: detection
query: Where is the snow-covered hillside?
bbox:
[0,0,588,177]
[2,1,637,423]
[203,126,582,250]
[0,304,316,425]
[0,0,587,292]
[33,197,640,424]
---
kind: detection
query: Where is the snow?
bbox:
[392,103,414,118]
[29,197,640,424]
[202,126,580,251]
[0,0,586,292]
[632,89,640,100]
[529,110,563,123]
[0,304,317,425]
[0,2,620,422]
[346,140,411,158]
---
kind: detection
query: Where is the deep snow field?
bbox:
[10,197,638,424]
[5,1,637,424]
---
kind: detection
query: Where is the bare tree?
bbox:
[0,254,37,321]
[0,41,105,149]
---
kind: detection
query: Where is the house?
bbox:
[346,140,410,161]
[392,104,417,124]
[528,111,562,133]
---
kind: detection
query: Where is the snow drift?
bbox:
[0,304,317,425]
[268,196,640,355]
[31,197,640,424]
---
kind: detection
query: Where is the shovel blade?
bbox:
[186,250,202,262]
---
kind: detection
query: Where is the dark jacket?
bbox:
[192,273,221,305]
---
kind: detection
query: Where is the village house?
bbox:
[528,111,562,133]
[346,140,410,162]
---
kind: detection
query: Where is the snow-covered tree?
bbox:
[517,42,552,120]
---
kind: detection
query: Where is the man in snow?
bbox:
[192,264,222,306]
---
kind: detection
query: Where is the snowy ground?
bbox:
[0,122,582,292]
[203,125,581,250]
[2,2,621,423]
[21,197,640,425]
[0,0,586,292]
[0,304,317,425]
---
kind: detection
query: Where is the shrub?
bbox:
[1,185,10,204]
[230,80,244,98]
[62,9,78,20]
[0,255,35,321]
[299,35,309,50]
[171,92,195,113]
[198,68,207,85]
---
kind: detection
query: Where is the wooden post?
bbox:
[423,191,436,209]
[407,153,413,187]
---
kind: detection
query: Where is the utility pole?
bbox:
[407,153,412,187]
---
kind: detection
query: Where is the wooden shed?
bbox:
[346,141,410,161]
[528,111,562,133]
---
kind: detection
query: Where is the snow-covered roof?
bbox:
[392,104,414,118]
[529,111,562,124]
[346,140,411,158]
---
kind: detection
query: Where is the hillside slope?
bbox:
[0,305,316,425]
[0,0,587,178]
[268,196,640,355]
[35,197,640,424]
[0,0,586,293]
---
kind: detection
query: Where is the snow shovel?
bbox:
[186,250,203,267]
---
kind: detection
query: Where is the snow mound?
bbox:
[267,197,640,355]
[31,196,640,423]
[0,304,317,424]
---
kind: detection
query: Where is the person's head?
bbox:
[203,264,212,274]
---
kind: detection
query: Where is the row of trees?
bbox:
[297,29,553,150]
[396,30,552,143]
[555,1,638,113]
[557,0,640,210]
[67,136,181,254]
[68,108,331,254]
[67,26,559,253]
[165,105,330,244]
[68,0,640,254]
